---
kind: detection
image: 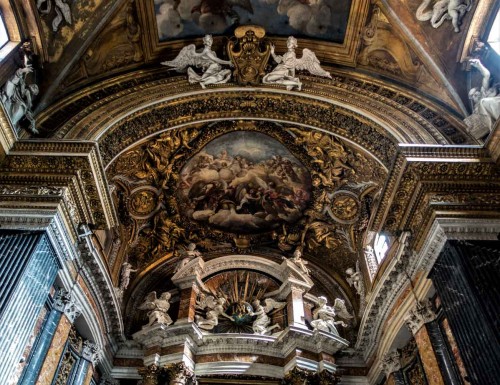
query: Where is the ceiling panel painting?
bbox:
[154,0,352,43]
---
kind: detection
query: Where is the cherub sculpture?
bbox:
[310,296,352,335]
[262,36,332,91]
[249,298,287,335]
[289,247,310,276]
[195,295,233,330]
[174,243,202,273]
[138,291,173,328]
[345,260,364,297]
[161,34,232,89]
[464,58,500,138]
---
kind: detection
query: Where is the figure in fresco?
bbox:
[138,291,173,327]
[262,36,331,91]
[161,34,233,88]
[464,58,500,138]
[36,0,72,32]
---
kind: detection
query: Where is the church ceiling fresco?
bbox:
[154,0,352,43]
[108,120,386,274]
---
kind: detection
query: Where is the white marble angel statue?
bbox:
[161,34,233,89]
[310,296,352,335]
[138,291,173,328]
[262,36,332,91]
[249,298,287,335]
[464,58,500,138]
[195,295,233,331]
[174,243,202,273]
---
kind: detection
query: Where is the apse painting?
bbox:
[177,131,311,233]
[154,0,352,43]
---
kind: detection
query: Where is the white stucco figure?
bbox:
[464,58,500,138]
[161,34,232,89]
[138,291,173,327]
[1,66,39,134]
[416,0,471,32]
[346,261,364,297]
[290,247,311,275]
[175,243,202,273]
[311,297,352,335]
[119,262,138,291]
[249,298,286,335]
[195,295,232,330]
[36,0,72,32]
[263,36,332,91]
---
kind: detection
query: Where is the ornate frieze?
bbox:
[53,288,82,323]
[380,350,401,376]
[82,340,101,365]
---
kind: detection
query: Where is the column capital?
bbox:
[380,350,401,376]
[404,299,436,335]
[82,340,101,366]
[138,364,160,385]
[53,288,82,323]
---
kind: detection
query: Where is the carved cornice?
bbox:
[0,141,117,229]
[37,68,472,150]
[380,350,401,376]
[53,288,82,323]
[82,340,102,366]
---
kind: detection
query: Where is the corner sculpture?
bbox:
[195,295,233,331]
[263,36,332,91]
[464,58,500,138]
[161,34,233,89]
[174,243,202,273]
[311,297,353,336]
[415,0,472,33]
[138,291,173,328]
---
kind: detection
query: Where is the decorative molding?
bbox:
[82,340,101,366]
[380,350,401,376]
[404,300,436,335]
[53,288,82,323]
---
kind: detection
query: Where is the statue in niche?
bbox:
[262,36,332,91]
[416,0,472,32]
[248,298,287,335]
[464,58,500,138]
[195,295,233,330]
[310,297,352,335]
[287,247,310,276]
[138,291,173,328]
[1,65,39,134]
[161,34,233,89]
[174,243,202,273]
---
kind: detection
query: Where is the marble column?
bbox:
[380,350,404,385]
[405,301,445,385]
[286,286,308,329]
[177,284,199,323]
[32,289,81,385]
[138,364,160,385]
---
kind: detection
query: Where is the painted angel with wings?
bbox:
[161,34,232,89]
[249,298,287,335]
[263,36,332,91]
[138,291,173,328]
[311,296,352,336]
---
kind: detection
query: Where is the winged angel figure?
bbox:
[263,36,332,91]
[249,298,287,335]
[138,291,173,328]
[195,294,233,330]
[161,34,232,89]
[311,297,353,336]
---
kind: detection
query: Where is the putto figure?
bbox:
[161,34,232,89]
[138,291,173,328]
[263,36,332,91]
[195,295,233,331]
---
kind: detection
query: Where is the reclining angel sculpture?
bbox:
[249,298,287,335]
[138,291,173,328]
[195,294,233,331]
[263,36,332,91]
[161,34,233,89]
[310,296,352,336]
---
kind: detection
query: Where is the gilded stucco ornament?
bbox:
[416,0,471,32]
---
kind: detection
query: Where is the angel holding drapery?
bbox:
[263,36,332,91]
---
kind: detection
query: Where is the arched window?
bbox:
[0,12,8,49]
[487,8,500,55]
[374,233,389,264]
